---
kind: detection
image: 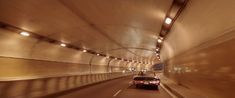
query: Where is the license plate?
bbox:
[144,82,149,84]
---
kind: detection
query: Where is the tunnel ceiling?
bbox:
[0,0,173,63]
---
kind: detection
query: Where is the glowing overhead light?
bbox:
[20,31,30,36]
[106,56,110,58]
[82,49,87,53]
[97,54,100,56]
[60,43,66,47]
[165,17,172,24]
[115,58,118,60]
[158,39,162,43]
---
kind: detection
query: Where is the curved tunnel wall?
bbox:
[0,28,128,79]
[161,0,235,98]
[0,28,133,98]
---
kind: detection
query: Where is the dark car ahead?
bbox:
[133,75,160,89]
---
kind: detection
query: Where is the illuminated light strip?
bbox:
[20,31,30,36]
[165,17,172,24]
[158,39,163,43]
[60,43,66,47]
[82,49,87,53]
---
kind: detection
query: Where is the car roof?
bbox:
[134,75,158,78]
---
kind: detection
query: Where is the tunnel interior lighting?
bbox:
[60,43,66,47]
[158,39,162,43]
[165,17,172,24]
[97,54,100,56]
[82,49,87,53]
[20,31,30,36]
[3,22,149,66]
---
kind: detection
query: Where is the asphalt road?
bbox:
[49,76,172,98]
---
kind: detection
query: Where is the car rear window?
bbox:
[134,77,158,81]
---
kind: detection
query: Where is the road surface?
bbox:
[44,76,172,98]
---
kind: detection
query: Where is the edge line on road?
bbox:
[160,84,178,98]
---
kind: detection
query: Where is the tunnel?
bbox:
[0,0,234,98]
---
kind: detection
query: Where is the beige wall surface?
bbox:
[161,0,235,98]
[0,28,127,80]
[164,33,235,98]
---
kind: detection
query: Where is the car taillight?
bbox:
[150,80,160,84]
[135,81,144,83]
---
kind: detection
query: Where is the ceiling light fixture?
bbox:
[82,49,87,53]
[60,43,66,47]
[158,39,162,43]
[20,31,30,36]
[97,54,100,56]
[165,17,172,24]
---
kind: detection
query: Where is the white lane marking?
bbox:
[160,84,178,98]
[113,90,122,97]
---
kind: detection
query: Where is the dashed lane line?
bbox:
[113,90,122,97]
